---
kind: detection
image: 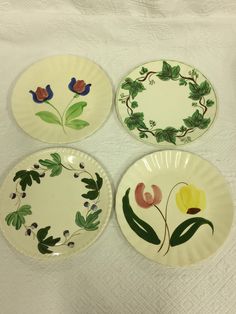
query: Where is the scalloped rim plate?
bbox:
[12,55,113,143]
[0,148,112,259]
[116,150,233,266]
[116,60,217,147]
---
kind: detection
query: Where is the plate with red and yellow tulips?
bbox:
[116,150,233,266]
[11,55,112,143]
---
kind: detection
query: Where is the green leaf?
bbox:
[39,159,57,168]
[122,188,161,245]
[50,153,61,164]
[124,112,147,130]
[6,212,25,230]
[86,209,102,225]
[95,173,103,190]
[162,61,172,76]
[179,78,187,86]
[18,205,32,215]
[170,217,214,247]
[37,226,50,242]
[81,178,97,190]
[75,211,86,227]
[50,164,62,177]
[35,111,61,125]
[139,131,148,139]
[121,78,133,90]
[38,243,53,254]
[42,236,60,246]
[206,99,214,107]
[131,101,138,108]
[5,213,15,226]
[121,78,145,99]
[65,119,89,130]
[199,80,211,95]
[183,110,210,129]
[139,67,148,75]
[82,190,98,200]
[65,102,87,122]
[155,127,178,145]
[13,170,41,191]
[172,65,180,79]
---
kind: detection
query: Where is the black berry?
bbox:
[79,162,85,169]
[91,204,98,211]
[67,242,74,248]
[74,173,79,178]
[31,223,38,229]
[84,201,90,208]
[22,192,26,198]
[34,164,39,169]
[63,230,69,237]
[25,229,31,236]
[10,193,16,199]
[39,173,45,178]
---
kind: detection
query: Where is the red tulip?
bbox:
[135,183,162,208]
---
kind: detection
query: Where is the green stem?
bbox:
[153,205,170,255]
[62,94,78,122]
[160,182,188,256]
[45,101,66,134]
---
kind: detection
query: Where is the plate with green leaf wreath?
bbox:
[11,55,112,143]
[0,148,112,259]
[116,60,217,146]
[116,150,233,266]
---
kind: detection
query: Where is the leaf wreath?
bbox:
[119,61,215,145]
[5,152,104,255]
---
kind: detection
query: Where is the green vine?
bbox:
[119,61,215,145]
[5,153,103,255]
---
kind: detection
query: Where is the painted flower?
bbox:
[29,85,53,103]
[68,77,91,96]
[176,184,206,214]
[135,183,162,208]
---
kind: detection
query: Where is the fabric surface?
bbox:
[0,1,236,313]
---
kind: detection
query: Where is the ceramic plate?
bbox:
[12,55,112,143]
[116,60,217,146]
[0,148,112,259]
[116,150,233,266]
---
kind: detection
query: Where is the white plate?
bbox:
[116,60,217,146]
[0,148,112,259]
[12,55,113,143]
[116,150,233,266]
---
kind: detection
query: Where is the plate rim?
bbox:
[115,59,218,148]
[115,149,234,267]
[0,146,113,260]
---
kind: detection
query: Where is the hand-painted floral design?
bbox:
[176,184,206,214]
[5,153,103,255]
[68,78,91,96]
[29,85,53,103]
[135,183,162,208]
[122,181,214,256]
[118,61,215,145]
[29,77,91,134]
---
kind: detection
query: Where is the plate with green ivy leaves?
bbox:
[0,148,112,259]
[12,55,112,143]
[116,60,217,146]
[116,150,233,266]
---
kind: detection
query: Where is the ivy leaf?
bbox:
[37,226,50,242]
[18,205,32,216]
[122,188,160,245]
[155,127,178,144]
[37,226,60,254]
[124,112,147,130]
[172,65,180,79]
[183,110,211,129]
[50,164,62,177]
[139,67,148,75]
[75,211,86,227]
[5,205,32,230]
[95,173,103,190]
[13,170,41,191]
[38,243,53,254]
[39,154,62,177]
[188,81,211,100]
[65,119,89,130]
[131,101,138,108]
[82,190,98,200]
[179,78,187,86]
[121,78,145,99]
[81,178,97,190]
[139,131,148,139]
[50,153,61,164]
[157,61,179,81]
[75,209,102,231]
[199,80,211,96]
[65,102,87,122]
[206,99,214,107]
[35,111,61,125]
[170,217,214,247]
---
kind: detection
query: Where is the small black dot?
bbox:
[10,193,16,199]
[63,230,69,237]
[67,242,74,248]
[79,162,85,169]
[34,164,39,169]
[26,229,31,236]
[74,173,79,178]
[39,173,45,178]
[22,192,26,198]
[31,222,38,229]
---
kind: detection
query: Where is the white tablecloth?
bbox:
[0,1,236,313]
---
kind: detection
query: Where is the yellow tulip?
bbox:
[176,184,206,214]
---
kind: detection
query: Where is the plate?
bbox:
[12,55,112,143]
[116,60,217,146]
[0,148,112,259]
[116,150,233,266]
